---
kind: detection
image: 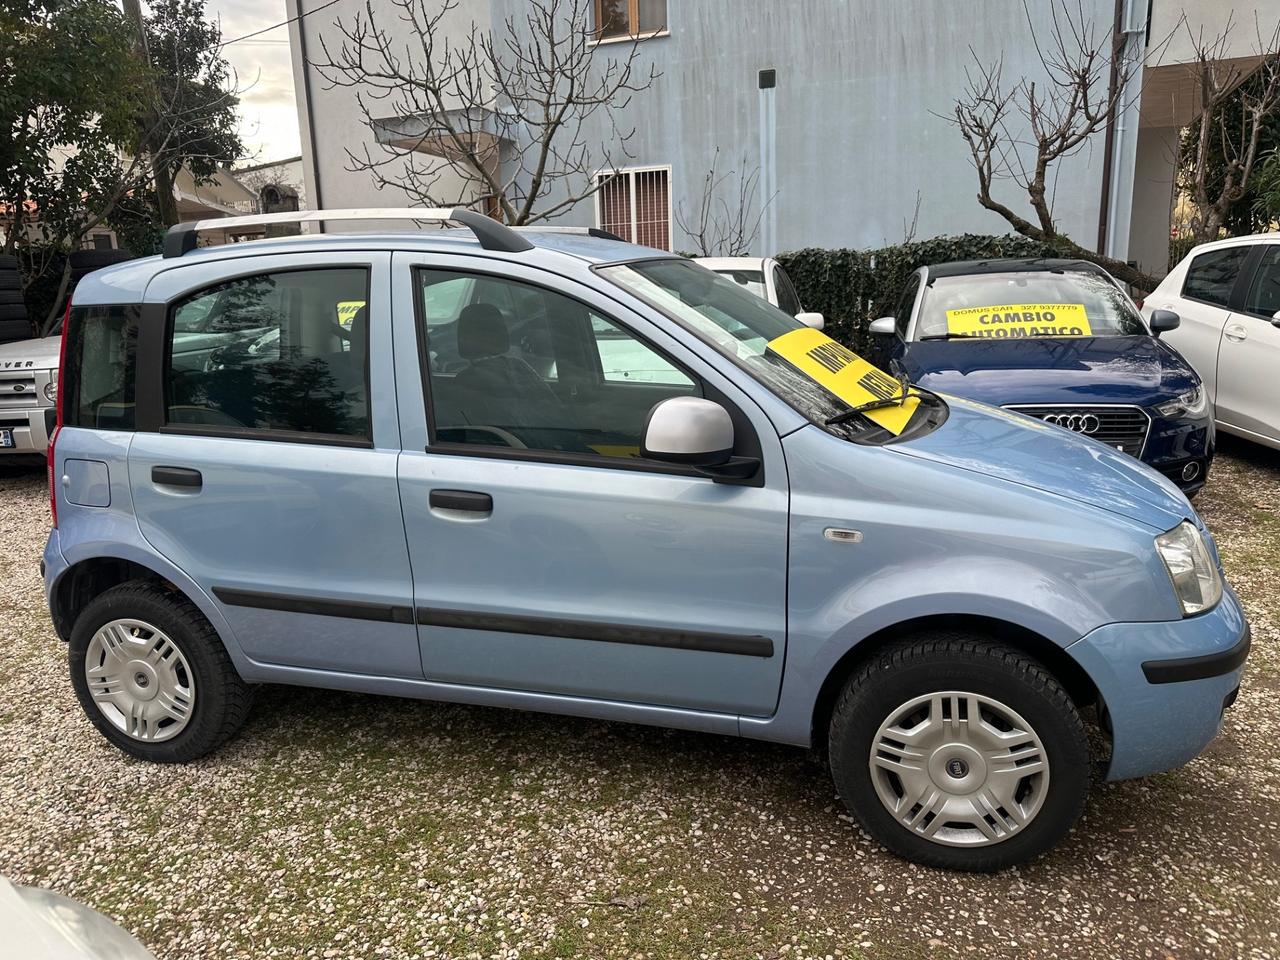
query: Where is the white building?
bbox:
[286,0,1280,278]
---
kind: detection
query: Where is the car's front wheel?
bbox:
[69,580,252,762]
[828,634,1090,871]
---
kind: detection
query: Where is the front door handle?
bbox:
[1225,323,1248,342]
[429,489,493,513]
[152,466,203,489]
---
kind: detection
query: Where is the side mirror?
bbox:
[796,312,824,330]
[1149,309,1181,336]
[868,316,896,337]
[642,397,733,467]
[1272,310,1280,328]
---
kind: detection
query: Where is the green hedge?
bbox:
[777,234,1064,354]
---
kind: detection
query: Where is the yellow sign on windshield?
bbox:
[767,328,920,436]
[945,303,1092,338]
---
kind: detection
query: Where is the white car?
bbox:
[1,875,155,958]
[695,256,824,329]
[1143,233,1280,450]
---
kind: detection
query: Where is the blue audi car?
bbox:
[869,259,1214,496]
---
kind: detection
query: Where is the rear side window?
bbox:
[165,268,371,440]
[64,305,140,430]
[1182,246,1250,307]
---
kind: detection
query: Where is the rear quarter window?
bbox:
[63,304,140,430]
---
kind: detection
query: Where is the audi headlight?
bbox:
[1155,386,1207,419]
[1155,521,1222,616]
[43,370,58,403]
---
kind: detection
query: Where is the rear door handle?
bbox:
[429,489,493,513]
[1225,323,1248,342]
[152,466,203,489]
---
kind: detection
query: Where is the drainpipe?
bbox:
[288,0,326,229]
[1099,0,1148,262]
[758,68,777,256]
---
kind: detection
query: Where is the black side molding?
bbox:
[1141,625,1251,684]
[417,608,774,658]
[213,587,414,625]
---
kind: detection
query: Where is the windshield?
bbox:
[598,258,941,440]
[915,270,1147,340]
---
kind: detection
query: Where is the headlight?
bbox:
[1155,386,1207,418]
[1155,521,1222,616]
[43,370,57,403]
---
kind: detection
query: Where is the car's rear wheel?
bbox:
[69,581,252,762]
[828,634,1090,871]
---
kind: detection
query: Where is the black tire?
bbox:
[68,249,133,271]
[0,290,23,305]
[0,318,34,343]
[0,254,17,271]
[69,580,253,762]
[0,272,21,290]
[828,634,1090,872]
[0,303,26,321]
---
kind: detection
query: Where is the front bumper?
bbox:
[1067,585,1249,780]
[1143,410,1214,495]
[0,403,54,457]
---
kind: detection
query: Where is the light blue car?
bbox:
[43,209,1249,872]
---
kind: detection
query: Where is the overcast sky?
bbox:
[207,0,301,165]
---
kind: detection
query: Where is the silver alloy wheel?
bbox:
[84,619,195,743]
[868,691,1049,847]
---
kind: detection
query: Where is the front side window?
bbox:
[1183,246,1250,308]
[912,270,1147,339]
[773,266,803,316]
[1243,245,1280,320]
[894,276,920,336]
[595,0,665,39]
[64,305,140,430]
[418,269,696,459]
[595,168,671,250]
[165,268,370,439]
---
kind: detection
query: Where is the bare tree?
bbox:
[1181,16,1280,245]
[311,0,659,225]
[674,149,771,256]
[950,0,1159,289]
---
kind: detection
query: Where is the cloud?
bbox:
[207,0,301,162]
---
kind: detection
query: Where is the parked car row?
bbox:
[44,208,1249,874]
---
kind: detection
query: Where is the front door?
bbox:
[128,252,421,679]
[1217,244,1280,444]
[392,254,789,716]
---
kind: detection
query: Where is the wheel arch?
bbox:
[808,613,1102,754]
[50,555,183,641]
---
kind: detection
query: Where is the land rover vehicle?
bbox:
[44,209,1249,872]
[1143,234,1280,451]
[868,259,1214,495]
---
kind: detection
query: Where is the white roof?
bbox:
[695,257,768,272]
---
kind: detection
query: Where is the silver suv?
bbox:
[0,332,59,463]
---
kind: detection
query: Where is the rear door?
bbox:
[1160,244,1252,400]
[1216,244,1280,444]
[128,251,421,679]
[392,252,790,717]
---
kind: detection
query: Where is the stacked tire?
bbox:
[68,248,135,289]
[0,255,32,345]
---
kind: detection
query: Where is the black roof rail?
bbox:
[161,207,535,258]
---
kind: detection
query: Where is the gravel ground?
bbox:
[1,440,1278,960]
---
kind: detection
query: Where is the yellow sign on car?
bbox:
[336,300,366,328]
[945,303,1092,339]
[767,327,920,435]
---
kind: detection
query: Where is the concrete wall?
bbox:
[1127,126,1180,277]
[286,0,483,230]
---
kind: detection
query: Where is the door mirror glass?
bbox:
[642,396,733,466]
[869,316,896,336]
[1149,309,1181,335]
[795,311,824,330]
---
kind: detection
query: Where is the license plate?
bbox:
[0,429,12,448]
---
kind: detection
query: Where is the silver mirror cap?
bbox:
[642,397,734,467]
[868,316,896,336]
[796,312,825,330]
